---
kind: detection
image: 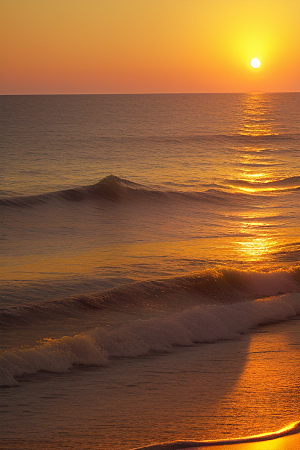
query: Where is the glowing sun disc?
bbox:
[250,58,261,68]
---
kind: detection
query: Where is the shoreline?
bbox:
[134,421,300,449]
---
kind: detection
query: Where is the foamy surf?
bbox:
[1,292,299,387]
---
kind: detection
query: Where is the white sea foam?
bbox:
[1,293,299,387]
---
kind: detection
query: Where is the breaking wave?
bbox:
[1,267,299,327]
[1,292,299,387]
[1,267,299,387]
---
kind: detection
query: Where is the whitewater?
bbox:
[0,92,299,449]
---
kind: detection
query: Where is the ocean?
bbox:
[0,92,299,449]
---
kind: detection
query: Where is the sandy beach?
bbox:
[179,432,300,450]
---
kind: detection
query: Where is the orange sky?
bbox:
[0,0,299,95]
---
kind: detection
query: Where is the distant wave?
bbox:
[235,132,297,141]
[0,174,279,208]
[183,132,299,145]
[157,132,299,144]
[1,289,299,387]
[96,131,298,145]
[0,175,136,206]
[225,176,300,191]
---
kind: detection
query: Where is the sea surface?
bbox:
[0,93,299,449]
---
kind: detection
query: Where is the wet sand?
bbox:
[1,320,299,450]
[135,422,300,449]
[181,432,300,450]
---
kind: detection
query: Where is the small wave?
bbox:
[109,132,298,146]
[235,133,295,141]
[225,176,300,191]
[1,292,299,387]
[181,132,298,143]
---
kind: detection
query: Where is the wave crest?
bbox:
[0,174,279,208]
[1,292,299,387]
[1,267,299,328]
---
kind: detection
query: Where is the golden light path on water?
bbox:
[229,93,283,265]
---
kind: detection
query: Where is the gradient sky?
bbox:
[0,0,299,95]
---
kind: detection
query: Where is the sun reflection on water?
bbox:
[238,92,278,138]
[231,93,282,263]
[237,235,277,261]
[236,211,280,262]
[235,93,279,185]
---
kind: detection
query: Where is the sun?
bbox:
[250,58,261,69]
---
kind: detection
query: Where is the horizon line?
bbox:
[1,90,299,97]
